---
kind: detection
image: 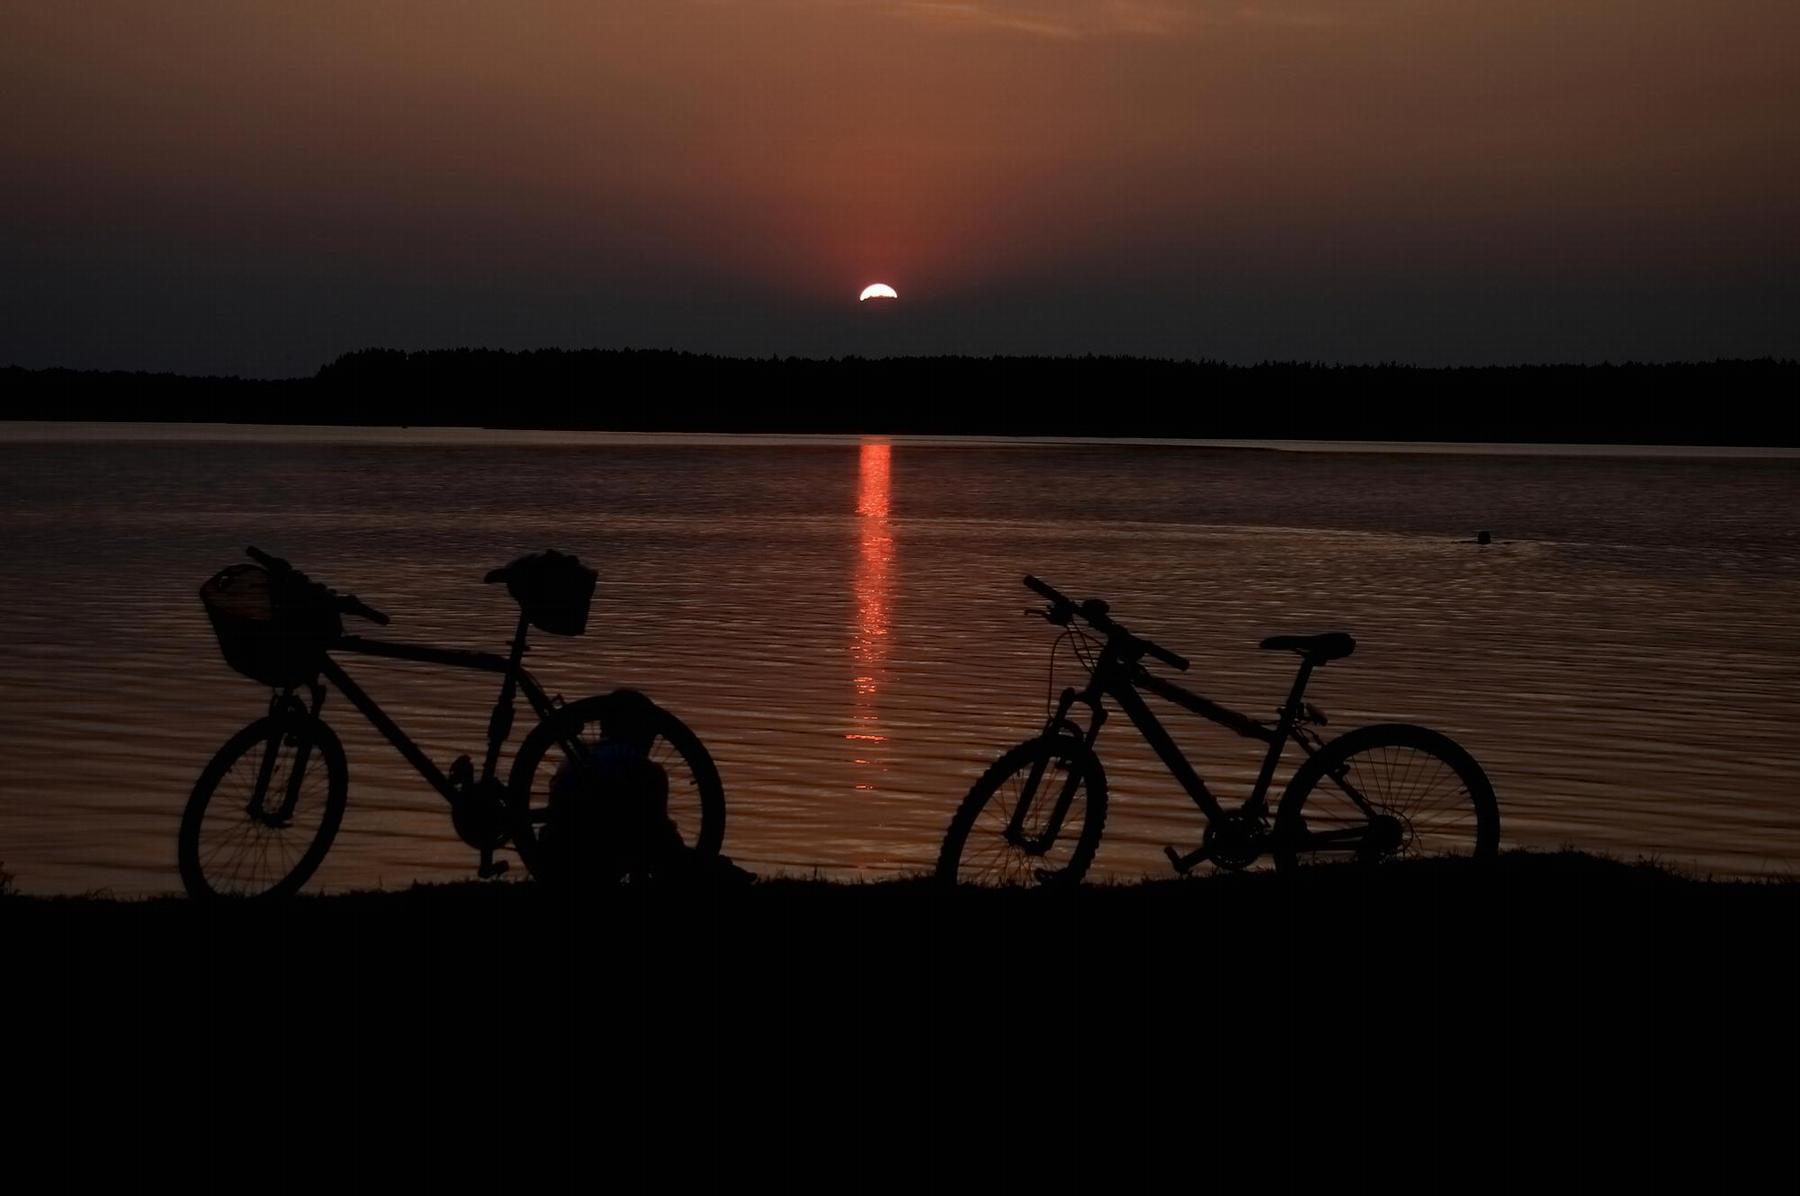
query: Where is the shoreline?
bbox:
[6,850,1796,908]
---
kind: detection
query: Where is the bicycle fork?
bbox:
[248,684,324,827]
[1004,688,1105,855]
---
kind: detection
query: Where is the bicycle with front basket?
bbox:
[937,575,1498,885]
[179,547,725,899]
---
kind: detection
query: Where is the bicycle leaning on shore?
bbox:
[937,576,1499,886]
[179,547,725,899]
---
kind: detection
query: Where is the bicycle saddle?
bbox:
[1259,632,1356,663]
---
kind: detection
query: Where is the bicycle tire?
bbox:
[506,690,725,888]
[936,735,1107,888]
[1271,722,1498,872]
[178,712,348,900]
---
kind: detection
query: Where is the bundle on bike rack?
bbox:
[493,550,597,636]
[199,564,344,687]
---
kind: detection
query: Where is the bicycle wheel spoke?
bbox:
[945,740,1098,887]
[511,698,725,888]
[184,719,344,899]
[1280,728,1494,868]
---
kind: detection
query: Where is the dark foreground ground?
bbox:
[7,851,1797,1192]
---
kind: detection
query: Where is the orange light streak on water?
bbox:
[849,442,894,790]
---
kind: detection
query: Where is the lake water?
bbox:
[2,423,1796,894]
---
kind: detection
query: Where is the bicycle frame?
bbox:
[1013,636,1328,858]
[279,611,560,811]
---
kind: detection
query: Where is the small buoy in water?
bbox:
[1476,530,1492,546]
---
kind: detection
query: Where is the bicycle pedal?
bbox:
[478,859,510,879]
[1164,844,1210,875]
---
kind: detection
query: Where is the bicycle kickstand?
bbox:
[1163,843,1212,876]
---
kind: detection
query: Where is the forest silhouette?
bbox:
[6,352,1797,445]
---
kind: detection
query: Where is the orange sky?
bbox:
[3,2,1796,371]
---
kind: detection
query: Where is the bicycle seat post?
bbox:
[1242,658,1317,818]
[480,611,533,782]
[1281,658,1317,726]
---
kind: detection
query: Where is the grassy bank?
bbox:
[3,846,1794,910]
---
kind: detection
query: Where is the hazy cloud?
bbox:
[700,2,1339,40]
[890,2,1341,38]
[895,3,1084,40]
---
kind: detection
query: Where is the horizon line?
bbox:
[7,351,1798,385]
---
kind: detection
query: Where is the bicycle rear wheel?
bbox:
[1271,723,1498,872]
[507,690,725,888]
[178,713,347,899]
[936,735,1107,888]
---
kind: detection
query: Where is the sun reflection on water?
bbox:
[849,441,893,789]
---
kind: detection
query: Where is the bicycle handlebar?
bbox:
[338,595,391,626]
[245,546,390,626]
[1022,574,1065,606]
[1021,575,1190,672]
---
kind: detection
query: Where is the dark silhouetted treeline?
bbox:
[6,351,1797,444]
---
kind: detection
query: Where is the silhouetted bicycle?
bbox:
[937,576,1498,886]
[179,547,724,899]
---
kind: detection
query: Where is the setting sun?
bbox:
[859,284,898,302]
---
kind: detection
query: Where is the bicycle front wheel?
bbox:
[936,735,1107,888]
[507,690,726,887]
[1272,723,1498,872]
[178,713,348,900]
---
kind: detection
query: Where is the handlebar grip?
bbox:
[340,594,390,626]
[245,545,291,573]
[1025,571,1189,671]
[1143,640,1190,672]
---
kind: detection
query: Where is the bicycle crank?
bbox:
[1167,812,1266,874]
[450,774,512,853]
[1163,843,1212,875]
